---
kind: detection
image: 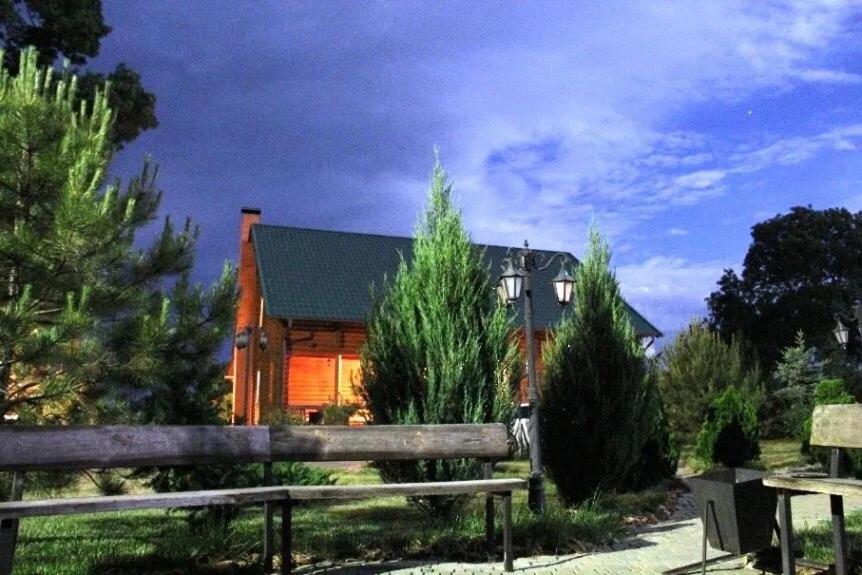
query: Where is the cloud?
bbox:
[95,1,862,333]
[668,228,689,236]
[674,170,728,190]
[616,256,732,336]
[446,2,862,254]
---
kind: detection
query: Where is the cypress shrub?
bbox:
[694,386,760,468]
[541,229,655,505]
[360,160,520,517]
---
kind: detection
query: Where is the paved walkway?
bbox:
[294,493,862,575]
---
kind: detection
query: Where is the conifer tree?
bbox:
[658,321,761,437]
[360,160,520,517]
[773,331,823,390]
[0,48,224,422]
[541,228,654,505]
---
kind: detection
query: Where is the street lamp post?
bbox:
[833,301,862,349]
[498,241,574,514]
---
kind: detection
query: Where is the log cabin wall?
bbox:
[281,321,366,419]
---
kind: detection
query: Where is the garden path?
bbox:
[294,492,862,574]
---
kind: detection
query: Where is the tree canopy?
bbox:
[0,0,157,147]
[707,206,862,369]
[0,48,232,423]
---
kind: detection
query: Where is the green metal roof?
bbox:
[251,224,662,337]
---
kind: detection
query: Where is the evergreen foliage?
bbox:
[0,49,228,424]
[761,332,823,438]
[360,160,520,517]
[694,386,760,468]
[773,331,824,390]
[657,321,761,437]
[624,367,679,490]
[541,228,657,505]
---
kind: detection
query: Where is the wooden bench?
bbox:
[763,404,862,575]
[0,423,524,574]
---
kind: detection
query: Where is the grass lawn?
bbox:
[680,438,809,474]
[796,509,862,567]
[11,461,676,574]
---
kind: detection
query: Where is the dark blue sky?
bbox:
[94,1,862,337]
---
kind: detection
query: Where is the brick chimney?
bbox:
[232,207,262,424]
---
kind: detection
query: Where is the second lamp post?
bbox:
[498,240,575,513]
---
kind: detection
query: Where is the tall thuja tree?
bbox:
[541,228,653,505]
[0,49,197,422]
[360,161,520,517]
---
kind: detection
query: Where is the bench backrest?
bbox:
[810,404,862,449]
[0,423,511,471]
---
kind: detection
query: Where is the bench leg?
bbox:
[485,494,495,560]
[280,499,292,575]
[778,490,795,575]
[831,494,848,575]
[263,463,274,574]
[502,492,513,572]
[0,472,25,575]
[483,462,494,560]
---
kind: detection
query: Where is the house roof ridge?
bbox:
[251,222,578,259]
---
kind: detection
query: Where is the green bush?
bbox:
[270,462,336,487]
[148,461,335,529]
[360,161,520,517]
[259,408,306,425]
[694,386,760,468]
[658,321,761,438]
[320,402,359,425]
[541,229,660,505]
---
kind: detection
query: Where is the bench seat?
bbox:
[0,478,526,520]
[763,475,862,499]
[0,423,521,574]
[764,404,862,575]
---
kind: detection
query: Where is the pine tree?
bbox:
[104,267,237,425]
[540,228,654,505]
[360,160,520,517]
[0,49,208,423]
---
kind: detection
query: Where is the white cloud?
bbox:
[616,256,732,336]
[674,170,728,190]
[443,2,862,255]
[668,227,688,236]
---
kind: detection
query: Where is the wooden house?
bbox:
[228,208,662,424]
